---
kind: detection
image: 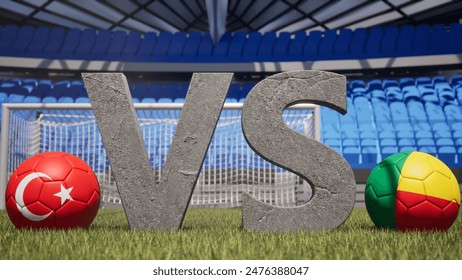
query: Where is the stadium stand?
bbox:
[1,23,461,62]
[1,74,461,170]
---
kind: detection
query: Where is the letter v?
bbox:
[82,73,233,230]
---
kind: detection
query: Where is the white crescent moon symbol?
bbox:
[15,172,53,222]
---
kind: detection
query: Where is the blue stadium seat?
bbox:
[163,83,178,100]
[452,122,462,133]
[381,26,398,57]
[402,85,420,103]
[27,26,50,56]
[379,130,396,139]
[425,102,446,124]
[447,23,462,53]
[396,25,414,56]
[384,81,403,102]
[350,28,367,59]
[106,30,128,59]
[22,79,38,87]
[257,32,276,60]
[381,146,398,159]
[434,130,452,139]
[367,79,382,91]
[228,32,246,59]
[362,147,378,168]
[213,32,232,60]
[60,28,81,58]
[417,138,436,148]
[429,24,447,54]
[396,130,414,140]
[43,27,65,58]
[304,30,322,60]
[416,77,439,103]
[334,29,352,59]
[415,130,433,139]
[273,32,291,61]
[197,33,213,58]
[418,146,437,155]
[444,104,462,125]
[137,32,157,59]
[242,32,261,60]
[182,32,202,60]
[390,102,409,124]
[343,138,359,147]
[0,25,19,53]
[318,29,337,59]
[10,26,35,56]
[400,146,417,152]
[74,29,96,59]
[432,122,451,132]
[406,101,427,124]
[343,147,360,168]
[226,83,240,103]
[90,30,111,58]
[371,90,386,102]
[400,77,415,87]
[361,138,376,147]
[438,146,457,167]
[413,24,430,55]
[380,138,397,147]
[398,138,416,149]
[152,32,173,59]
[325,138,341,147]
[121,31,141,59]
[174,83,188,102]
[367,27,385,57]
[287,31,306,60]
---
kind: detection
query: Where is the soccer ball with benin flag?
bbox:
[365,151,460,231]
[5,152,100,229]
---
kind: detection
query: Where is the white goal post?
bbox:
[0,103,320,209]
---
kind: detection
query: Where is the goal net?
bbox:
[0,103,319,209]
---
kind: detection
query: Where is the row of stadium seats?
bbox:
[1,23,461,62]
[1,75,461,169]
[2,75,462,104]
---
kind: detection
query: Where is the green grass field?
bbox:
[0,208,461,260]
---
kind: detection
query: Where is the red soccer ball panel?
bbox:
[65,169,100,203]
[55,200,93,229]
[399,201,443,231]
[87,191,100,209]
[15,155,42,177]
[440,202,460,231]
[426,194,452,209]
[396,190,427,208]
[34,155,73,181]
[395,198,408,230]
[64,154,89,172]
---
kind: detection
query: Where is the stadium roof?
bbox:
[1,0,462,41]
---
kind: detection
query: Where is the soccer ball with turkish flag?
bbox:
[5,152,100,229]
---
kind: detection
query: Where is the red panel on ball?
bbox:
[34,156,73,181]
[395,197,408,230]
[441,202,460,230]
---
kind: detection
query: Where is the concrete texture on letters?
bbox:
[83,73,232,230]
[241,70,356,232]
[83,73,155,229]
[154,73,232,230]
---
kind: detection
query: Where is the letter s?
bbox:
[241,70,356,232]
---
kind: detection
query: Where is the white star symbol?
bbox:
[54,184,74,205]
